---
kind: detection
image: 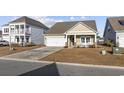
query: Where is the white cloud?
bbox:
[80,16,86,20]
[11,16,19,21]
[11,16,63,28]
[10,16,87,28]
[30,16,63,27]
[70,16,86,21]
[70,16,75,20]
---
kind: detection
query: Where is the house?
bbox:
[2,16,48,46]
[44,21,97,48]
[104,17,124,47]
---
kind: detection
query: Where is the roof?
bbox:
[9,16,48,29]
[107,16,124,31]
[46,20,97,34]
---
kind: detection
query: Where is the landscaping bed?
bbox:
[41,47,124,67]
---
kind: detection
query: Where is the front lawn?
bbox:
[41,47,124,67]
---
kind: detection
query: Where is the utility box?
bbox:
[112,47,122,55]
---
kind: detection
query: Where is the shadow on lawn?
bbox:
[107,50,113,54]
[19,63,60,76]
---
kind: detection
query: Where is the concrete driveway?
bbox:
[1,47,62,60]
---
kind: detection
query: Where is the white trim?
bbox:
[74,34,76,42]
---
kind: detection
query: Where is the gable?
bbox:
[66,23,96,35]
[70,23,91,31]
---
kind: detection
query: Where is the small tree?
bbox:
[105,40,114,47]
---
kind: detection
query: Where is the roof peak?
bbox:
[8,16,48,29]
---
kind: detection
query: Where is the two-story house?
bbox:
[2,16,48,46]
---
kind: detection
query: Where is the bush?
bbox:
[64,46,68,48]
[77,45,80,48]
[105,40,114,47]
[26,42,36,47]
[11,44,20,47]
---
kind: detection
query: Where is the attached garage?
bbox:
[45,36,65,46]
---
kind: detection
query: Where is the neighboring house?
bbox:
[0,30,2,40]
[104,17,124,47]
[2,16,48,45]
[44,21,97,48]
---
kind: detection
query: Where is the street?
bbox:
[0,59,124,76]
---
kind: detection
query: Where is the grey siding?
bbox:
[31,26,44,45]
[104,20,116,45]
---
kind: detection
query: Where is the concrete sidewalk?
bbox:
[1,47,62,60]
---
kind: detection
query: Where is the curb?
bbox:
[56,61,124,69]
[0,57,53,64]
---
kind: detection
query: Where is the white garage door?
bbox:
[46,36,65,46]
[119,36,124,47]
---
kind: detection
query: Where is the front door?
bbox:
[80,36,91,47]
[70,35,74,47]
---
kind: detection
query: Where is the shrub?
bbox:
[105,40,114,47]
[11,43,20,47]
[77,45,80,48]
[26,42,36,47]
[64,46,68,48]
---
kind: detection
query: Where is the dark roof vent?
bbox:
[118,20,124,26]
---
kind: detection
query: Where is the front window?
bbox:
[4,28,9,33]
[15,25,19,30]
[86,37,90,43]
[20,25,24,34]
[107,26,111,32]
[81,37,85,43]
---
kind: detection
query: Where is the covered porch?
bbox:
[65,34,97,48]
[15,36,31,44]
[9,35,31,46]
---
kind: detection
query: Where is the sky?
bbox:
[0,16,108,37]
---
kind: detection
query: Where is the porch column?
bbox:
[24,24,26,46]
[94,34,97,48]
[9,25,11,46]
[74,34,76,47]
[19,25,21,44]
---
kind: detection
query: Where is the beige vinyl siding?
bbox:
[70,23,91,31]
[76,35,94,46]
[66,23,96,35]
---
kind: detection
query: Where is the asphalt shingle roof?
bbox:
[108,16,124,31]
[46,20,97,34]
[9,16,49,29]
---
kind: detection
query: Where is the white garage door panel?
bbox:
[46,37,65,46]
[119,36,124,47]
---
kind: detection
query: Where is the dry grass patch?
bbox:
[41,47,124,67]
